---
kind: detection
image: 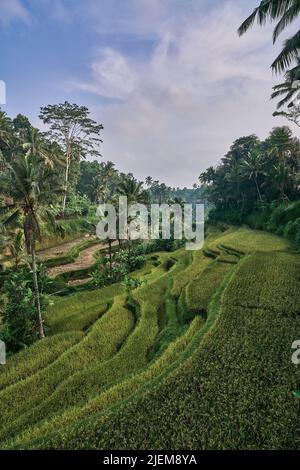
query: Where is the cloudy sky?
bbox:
[0,0,291,187]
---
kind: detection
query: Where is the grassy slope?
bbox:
[0,226,299,450]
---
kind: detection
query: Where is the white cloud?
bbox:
[70,0,288,187]
[0,0,30,25]
[71,48,138,100]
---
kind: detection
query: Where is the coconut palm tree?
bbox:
[117,178,149,205]
[238,0,300,73]
[271,59,300,108]
[0,153,63,338]
[117,178,149,249]
[0,229,25,270]
[240,150,265,203]
[270,162,291,205]
[145,176,153,187]
[94,161,117,203]
[22,127,63,169]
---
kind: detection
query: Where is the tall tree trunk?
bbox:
[62,147,70,214]
[31,247,45,339]
[108,239,113,276]
[254,177,263,203]
[281,190,289,207]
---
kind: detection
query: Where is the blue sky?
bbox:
[0,0,290,187]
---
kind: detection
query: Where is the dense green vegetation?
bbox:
[0,226,298,450]
[0,0,300,451]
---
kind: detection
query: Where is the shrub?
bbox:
[0,267,49,353]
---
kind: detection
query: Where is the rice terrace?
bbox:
[1,0,300,457]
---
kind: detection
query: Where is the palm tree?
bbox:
[94,161,116,202]
[271,59,300,108]
[117,178,149,205]
[267,126,295,161]
[22,127,63,169]
[240,150,265,203]
[117,178,149,249]
[199,166,216,186]
[0,153,63,338]
[238,0,300,73]
[270,162,291,205]
[0,229,25,270]
[145,176,153,187]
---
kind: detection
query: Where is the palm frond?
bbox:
[238,0,291,36]
[273,1,300,42]
[277,89,297,108]
[3,210,20,227]
[272,29,300,73]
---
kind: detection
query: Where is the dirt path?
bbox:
[47,242,105,278]
[37,236,88,261]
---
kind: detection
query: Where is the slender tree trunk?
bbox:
[62,147,70,214]
[108,239,113,276]
[281,190,289,207]
[254,177,263,203]
[31,247,45,339]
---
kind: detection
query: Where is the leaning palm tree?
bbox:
[238,0,300,74]
[0,153,63,338]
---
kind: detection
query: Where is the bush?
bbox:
[0,267,49,353]
[91,245,146,289]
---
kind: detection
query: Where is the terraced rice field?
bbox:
[37,236,88,261]
[46,241,104,278]
[0,226,299,450]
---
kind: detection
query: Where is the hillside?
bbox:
[0,226,299,450]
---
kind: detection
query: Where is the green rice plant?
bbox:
[217,254,239,264]
[13,260,236,450]
[46,282,124,332]
[171,250,211,298]
[185,260,233,316]
[0,332,83,391]
[1,229,298,450]
[208,227,290,254]
[223,252,300,316]
[6,316,204,448]
[203,248,220,260]
[43,239,102,269]
[0,296,135,438]
[20,250,300,450]
[0,254,193,441]
[47,302,110,334]
[149,279,185,360]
